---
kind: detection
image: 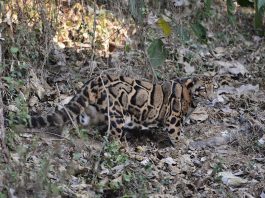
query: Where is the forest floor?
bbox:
[1,1,265,198]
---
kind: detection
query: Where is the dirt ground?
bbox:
[1,1,265,198]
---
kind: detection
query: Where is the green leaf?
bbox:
[227,0,236,23]
[157,18,172,37]
[204,0,213,16]
[73,152,82,160]
[125,44,131,52]
[10,47,19,54]
[123,173,132,182]
[129,0,145,24]
[2,76,13,84]
[147,39,168,68]
[0,192,7,198]
[175,26,190,42]
[254,0,265,34]
[191,22,207,41]
[236,0,254,7]
[257,0,265,10]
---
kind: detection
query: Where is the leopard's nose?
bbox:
[207,93,215,101]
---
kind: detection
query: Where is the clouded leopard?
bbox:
[26,74,215,146]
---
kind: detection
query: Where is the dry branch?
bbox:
[0,32,9,163]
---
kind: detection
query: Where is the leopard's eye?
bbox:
[195,86,205,92]
[199,86,205,90]
[213,83,218,89]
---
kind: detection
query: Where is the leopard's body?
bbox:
[27,74,215,146]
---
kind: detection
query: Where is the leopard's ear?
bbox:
[185,78,195,89]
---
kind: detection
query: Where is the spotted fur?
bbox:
[27,74,215,146]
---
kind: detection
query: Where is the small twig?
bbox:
[55,83,79,130]
[145,51,158,83]
[92,72,112,184]
[0,31,9,163]
[89,1,128,61]
[149,63,158,83]
[90,0,97,62]
[39,1,53,76]
[99,73,111,137]
[143,30,158,83]
[24,129,72,142]
[101,24,127,45]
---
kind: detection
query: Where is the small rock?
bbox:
[258,134,265,145]
[100,169,110,175]
[252,157,265,163]
[103,152,111,158]
[29,95,39,107]
[7,104,19,112]
[260,191,265,198]
[193,159,202,167]
[135,155,144,161]
[201,157,207,162]
[218,171,248,187]
[9,188,18,198]
[184,62,195,74]
[140,158,150,166]
[161,157,176,166]
[20,133,33,138]
[215,60,248,75]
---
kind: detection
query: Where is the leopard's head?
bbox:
[187,76,217,106]
[171,75,217,113]
[192,76,216,100]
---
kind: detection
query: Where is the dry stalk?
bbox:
[143,32,158,83]
[24,128,71,142]
[55,83,79,131]
[0,31,9,163]
[99,73,111,138]
[0,92,9,163]
[90,0,97,62]
[92,71,112,184]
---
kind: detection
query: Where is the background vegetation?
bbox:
[0,0,265,197]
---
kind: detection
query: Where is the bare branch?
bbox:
[0,31,9,163]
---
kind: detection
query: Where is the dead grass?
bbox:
[1,0,265,197]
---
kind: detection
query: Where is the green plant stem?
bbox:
[254,0,265,35]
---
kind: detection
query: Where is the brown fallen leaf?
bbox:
[189,107,209,122]
[184,62,195,74]
[215,61,248,75]
[29,69,47,100]
[213,47,226,58]
[218,171,248,187]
